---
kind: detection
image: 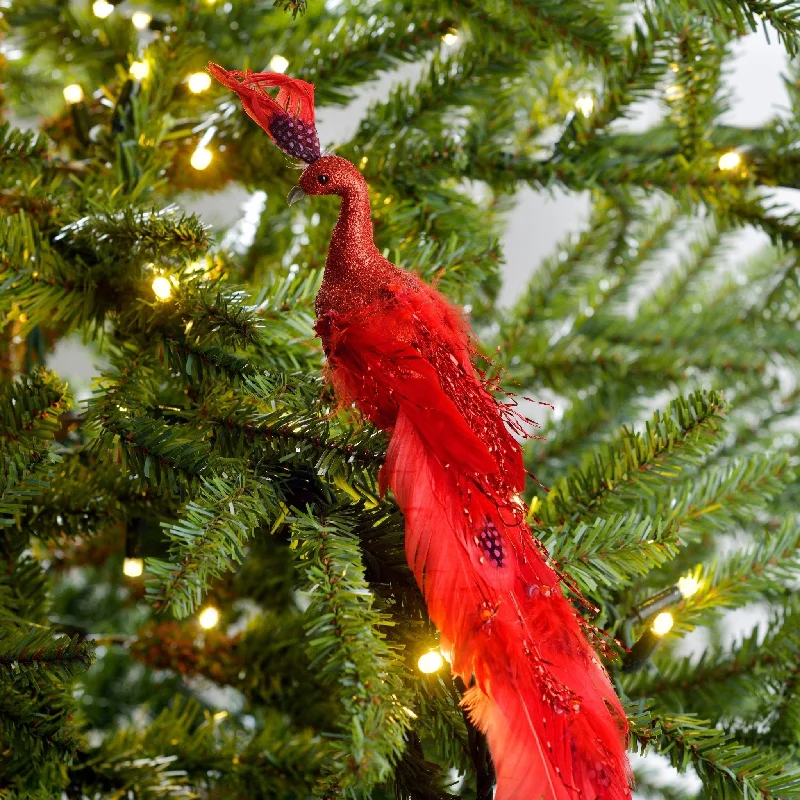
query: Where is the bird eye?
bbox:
[318,174,329,185]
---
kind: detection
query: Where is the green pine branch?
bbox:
[0,682,82,779]
[0,123,50,170]
[632,706,800,797]
[540,390,726,527]
[0,627,94,688]
[147,474,280,617]
[653,0,800,57]
[55,204,208,265]
[0,553,51,624]
[638,220,727,317]
[538,513,679,595]
[0,369,68,454]
[291,508,414,790]
[626,609,800,726]
[0,371,69,526]
[641,453,791,543]
[554,10,668,153]
[667,516,800,632]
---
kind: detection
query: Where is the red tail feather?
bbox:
[318,280,631,799]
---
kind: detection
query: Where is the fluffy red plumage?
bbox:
[211,64,632,799]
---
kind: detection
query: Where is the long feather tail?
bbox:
[316,283,630,798]
[386,410,631,800]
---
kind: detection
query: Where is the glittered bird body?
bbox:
[210,63,632,800]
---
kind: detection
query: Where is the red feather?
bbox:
[317,280,631,799]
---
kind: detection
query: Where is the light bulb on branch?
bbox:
[718,150,742,171]
[651,612,674,636]
[629,569,701,624]
[623,612,674,672]
[93,0,114,19]
[129,60,150,81]
[190,147,213,170]
[198,606,220,629]
[575,93,594,117]
[677,574,700,599]
[131,11,152,29]
[151,275,173,300]
[269,54,289,74]
[187,72,212,93]
[63,84,84,105]
[122,558,144,577]
[123,522,143,578]
[417,649,445,674]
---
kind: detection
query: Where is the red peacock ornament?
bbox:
[208,63,631,800]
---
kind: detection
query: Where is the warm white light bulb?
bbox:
[417,650,445,674]
[190,147,212,171]
[129,60,150,80]
[187,72,212,93]
[718,150,742,171]
[93,0,114,19]
[63,84,84,105]
[575,93,594,117]
[269,54,289,74]
[132,11,152,29]
[198,606,220,629]
[151,276,172,300]
[122,557,144,577]
[442,31,459,45]
[652,612,674,637]
[677,575,700,599]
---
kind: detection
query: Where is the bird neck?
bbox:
[326,188,382,277]
[317,181,407,318]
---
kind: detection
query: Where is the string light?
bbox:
[651,612,674,636]
[677,574,700,599]
[122,557,144,577]
[151,275,172,300]
[132,11,152,29]
[198,606,220,629]
[63,84,84,105]
[718,150,742,171]
[269,54,289,74]
[130,60,150,80]
[665,85,682,101]
[623,611,675,672]
[190,146,213,170]
[417,649,445,674]
[187,72,212,93]
[92,0,114,18]
[575,93,594,117]
[442,30,459,45]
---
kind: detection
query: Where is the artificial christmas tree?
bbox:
[3,1,800,798]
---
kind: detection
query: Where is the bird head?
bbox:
[288,156,365,205]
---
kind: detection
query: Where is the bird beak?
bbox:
[287,185,306,205]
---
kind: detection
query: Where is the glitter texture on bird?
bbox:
[208,62,632,800]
